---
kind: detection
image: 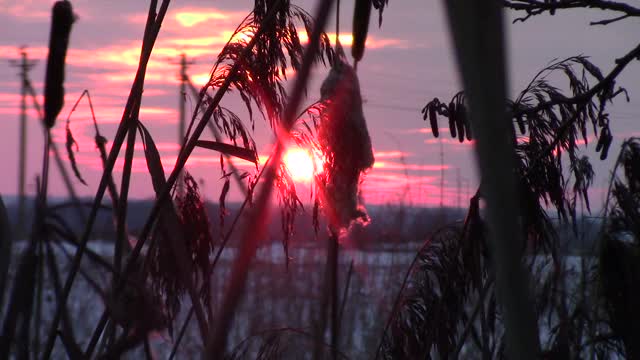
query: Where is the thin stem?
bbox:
[168,307,194,360]
[115,119,137,276]
[83,313,109,357]
[25,80,86,227]
[337,260,354,328]
[32,240,44,359]
[43,241,75,340]
[329,230,339,360]
[374,239,433,359]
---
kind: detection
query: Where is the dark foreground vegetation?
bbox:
[2,0,640,359]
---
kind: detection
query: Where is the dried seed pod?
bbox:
[596,128,607,152]
[460,105,472,140]
[429,106,439,137]
[352,0,372,63]
[600,131,613,160]
[448,102,457,138]
[516,114,526,135]
[456,114,465,143]
[44,1,74,128]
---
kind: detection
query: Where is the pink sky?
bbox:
[1,1,639,209]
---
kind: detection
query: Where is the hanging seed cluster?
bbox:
[174,172,215,306]
[317,54,374,230]
[106,260,168,337]
[148,172,215,324]
[421,56,627,228]
[421,91,471,142]
[275,163,303,266]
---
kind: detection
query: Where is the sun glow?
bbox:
[283,148,321,183]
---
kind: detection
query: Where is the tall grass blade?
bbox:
[0,194,12,311]
[195,140,258,163]
[138,122,167,192]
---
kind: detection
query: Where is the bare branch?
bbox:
[517,42,640,116]
[504,0,640,23]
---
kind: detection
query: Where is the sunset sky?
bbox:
[1,0,639,209]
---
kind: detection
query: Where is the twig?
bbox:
[337,260,354,327]
[590,14,630,25]
[515,42,640,117]
[168,307,194,360]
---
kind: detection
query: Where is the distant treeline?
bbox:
[5,196,599,254]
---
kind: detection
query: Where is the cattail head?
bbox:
[352,0,372,63]
[44,1,74,128]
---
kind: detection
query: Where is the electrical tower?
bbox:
[9,48,37,235]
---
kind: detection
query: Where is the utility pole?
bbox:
[9,48,37,235]
[169,53,195,196]
[178,53,192,145]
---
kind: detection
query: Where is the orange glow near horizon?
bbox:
[283,147,321,183]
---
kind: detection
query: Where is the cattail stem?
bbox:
[329,230,340,360]
[443,0,540,357]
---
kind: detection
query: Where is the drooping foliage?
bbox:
[599,138,640,358]
[380,52,633,358]
[423,56,618,233]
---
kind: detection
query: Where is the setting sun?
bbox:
[283,148,320,182]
